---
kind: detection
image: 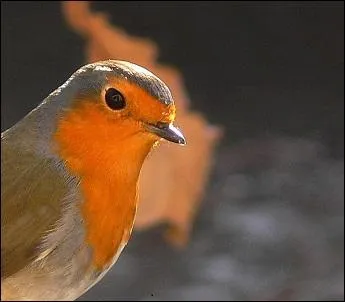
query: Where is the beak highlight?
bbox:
[145,122,186,145]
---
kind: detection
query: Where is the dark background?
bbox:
[1,1,344,301]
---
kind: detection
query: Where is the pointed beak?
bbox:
[145,122,186,145]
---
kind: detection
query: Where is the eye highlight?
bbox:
[104,88,126,110]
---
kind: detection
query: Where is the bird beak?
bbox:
[145,122,186,145]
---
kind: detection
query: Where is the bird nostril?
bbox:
[155,122,169,129]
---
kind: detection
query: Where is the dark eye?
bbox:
[105,88,126,110]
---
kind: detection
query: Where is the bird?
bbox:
[1,60,186,301]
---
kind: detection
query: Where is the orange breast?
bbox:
[54,101,154,269]
[80,174,137,269]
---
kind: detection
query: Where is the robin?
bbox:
[1,60,186,301]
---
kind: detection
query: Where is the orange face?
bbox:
[53,66,182,269]
[54,76,176,175]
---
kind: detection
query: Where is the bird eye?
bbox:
[105,88,126,110]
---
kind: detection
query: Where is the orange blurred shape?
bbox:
[62,1,223,247]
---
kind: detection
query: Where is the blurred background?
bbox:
[1,1,344,301]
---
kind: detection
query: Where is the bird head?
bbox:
[52,60,185,177]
